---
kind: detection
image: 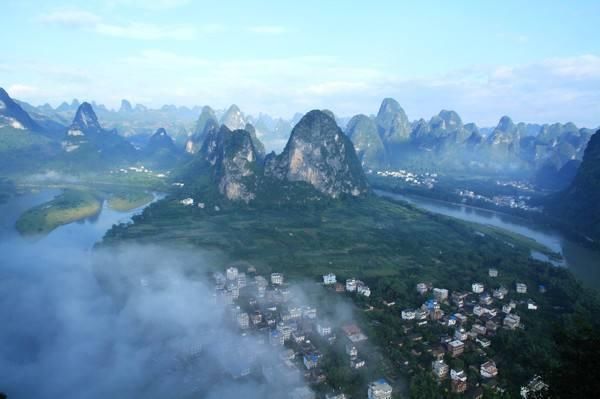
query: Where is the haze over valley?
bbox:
[2,1,600,398]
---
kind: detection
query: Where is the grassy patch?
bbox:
[16,189,102,235]
[108,191,154,212]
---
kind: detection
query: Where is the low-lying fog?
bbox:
[0,242,333,399]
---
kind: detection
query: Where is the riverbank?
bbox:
[107,191,154,212]
[375,189,600,291]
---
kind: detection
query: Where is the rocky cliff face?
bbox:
[199,125,259,202]
[0,87,41,131]
[62,103,136,160]
[265,110,369,198]
[185,106,219,154]
[375,98,411,145]
[545,130,600,241]
[345,114,386,170]
[221,104,246,131]
[146,128,176,153]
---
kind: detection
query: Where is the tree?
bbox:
[409,372,440,399]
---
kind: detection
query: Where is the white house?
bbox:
[516,283,528,294]
[480,361,498,378]
[271,273,284,285]
[357,283,371,297]
[226,267,239,281]
[346,278,357,292]
[323,273,337,285]
[472,283,484,293]
[433,288,449,302]
[180,198,194,206]
[368,379,392,399]
[401,309,416,320]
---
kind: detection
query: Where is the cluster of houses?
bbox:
[178,196,221,211]
[209,267,387,399]
[375,169,437,189]
[397,269,543,395]
[322,273,371,297]
[110,165,168,179]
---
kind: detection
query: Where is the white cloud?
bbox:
[38,10,101,27]
[106,0,191,9]
[7,49,600,127]
[7,84,38,97]
[248,25,287,35]
[39,9,197,40]
[303,81,371,96]
[96,22,196,40]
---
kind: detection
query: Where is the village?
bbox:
[209,266,394,399]
[456,189,542,212]
[388,269,548,398]
[206,264,549,398]
[373,170,438,189]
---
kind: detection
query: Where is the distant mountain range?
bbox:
[2,87,598,191]
[345,98,596,183]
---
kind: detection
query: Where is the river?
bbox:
[0,188,160,248]
[376,189,600,290]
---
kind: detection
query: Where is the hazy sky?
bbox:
[2,0,600,126]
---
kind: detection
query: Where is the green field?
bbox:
[16,189,102,235]
[103,195,546,285]
[107,191,154,211]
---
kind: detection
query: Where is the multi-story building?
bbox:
[489,268,498,277]
[368,379,393,399]
[503,313,521,329]
[432,360,449,379]
[346,278,357,292]
[271,273,284,285]
[480,360,498,378]
[479,292,493,305]
[451,291,469,308]
[447,340,465,357]
[317,322,332,337]
[357,283,371,297]
[472,324,487,335]
[237,312,249,329]
[277,322,293,341]
[226,267,238,281]
[433,288,449,302]
[516,283,528,294]
[472,283,485,294]
[237,272,247,288]
[416,282,428,295]
[454,327,468,341]
[401,309,416,320]
[323,273,337,285]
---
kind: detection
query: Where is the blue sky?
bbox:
[2,0,600,126]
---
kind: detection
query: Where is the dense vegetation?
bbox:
[546,130,600,244]
[102,193,600,396]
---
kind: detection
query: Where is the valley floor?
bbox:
[100,194,600,396]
